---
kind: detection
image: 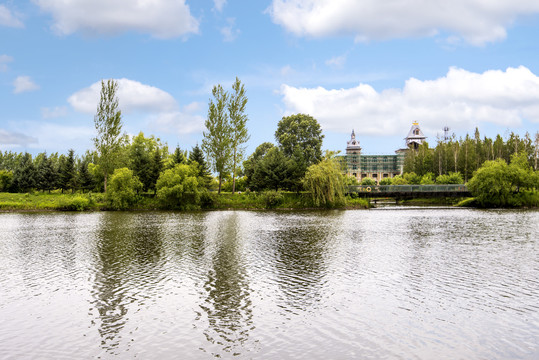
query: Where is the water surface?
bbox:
[1,208,538,359]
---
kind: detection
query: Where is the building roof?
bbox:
[346,129,362,151]
[405,122,426,146]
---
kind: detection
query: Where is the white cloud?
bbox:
[280,66,539,137]
[221,17,239,42]
[149,102,206,136]
[68,79,204,136]
[33,0,199,39]
[0,129,38,146]
[68,78,177,114]
[268,0,539,45]
[0,54,13,72]
[213,0,227,12]
[41,106,68,119]
[0,4,23,28]
[13,76,40,94]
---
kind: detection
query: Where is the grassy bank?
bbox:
[0,191,370,212]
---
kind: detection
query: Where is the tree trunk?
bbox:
[232,149,237,194]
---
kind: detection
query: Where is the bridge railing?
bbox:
[347,184,468,194]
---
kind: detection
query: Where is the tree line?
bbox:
[404,128,539,181]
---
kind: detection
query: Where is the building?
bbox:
[342,122,426,183]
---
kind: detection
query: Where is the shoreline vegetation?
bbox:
[0,191,371,212]
[1,79,538,211]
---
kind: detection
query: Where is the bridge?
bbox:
[346,184,471,199]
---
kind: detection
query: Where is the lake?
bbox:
[1,208,538,359]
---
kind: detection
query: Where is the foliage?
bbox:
[93,79,126,192]
[202,84,231,194]
[260,190,284,209]
[228,77,250,194]
[189,144,212,189]
[0,170,13,192]
[435,172,464,184]
[106,168,142,210]
[378,177,392,185]
[156,163,204,209]
[275,113,324,167]
[302,158,345,208]
[59,149,77,193]
[420,172,435,185]
[467,153,538,207]
[36,153,57,192]
[403,172,421,185]
[12,152,36,192]
[250,147,290,191]
[391,175,407,185]
[361,178,376,186]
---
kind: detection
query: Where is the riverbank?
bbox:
[0,192,371,211]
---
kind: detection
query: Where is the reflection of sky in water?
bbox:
[0,209,538,359]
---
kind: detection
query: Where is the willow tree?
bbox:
[93,79,125,193]
[202,84,231,194]
[302,156,345,208]
[228,77,249,194]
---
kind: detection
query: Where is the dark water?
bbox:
[0,208,538,359]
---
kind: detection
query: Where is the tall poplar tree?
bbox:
[93,79,125,193]
[202,84,231,194]
[228,77,249,194]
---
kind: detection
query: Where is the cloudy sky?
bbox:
[2,0,539,156]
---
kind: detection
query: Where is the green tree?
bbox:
[59,149,77,193]
[202,84,231,194]
[78,155,95,193]
[149,147,164,195]
[12,152,36,192]
[0,170,13,192]
[251,147,289,191]
[467,159,512,207]
[275,113,324,168]
[156,163,203,209]
[436,172,464,184]
[36,152,57,192]
[171,144,187,166]
[244,142,274,190]
[189,144,212,188]
[93,79,126,193]
[228,77,250,194]
[106,168,142,210]
[302,157,345,208]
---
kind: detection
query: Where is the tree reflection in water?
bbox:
[90,213,163,355]
[197,212,254,357]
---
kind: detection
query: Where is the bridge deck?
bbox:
[347,185,471,198]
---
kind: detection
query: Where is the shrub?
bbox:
[156,163,203,209]
[379,178,392,185]
[361,178,376,186]
[106,168,142,210]
[261,190,283,209]
[436,172,464,184]
[59,195,91,211]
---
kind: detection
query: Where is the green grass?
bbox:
[0,191,371,211]
[0,191,105,211]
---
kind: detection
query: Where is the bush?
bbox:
[436,172,464,184]
[156,163,204,209]
[403,172,421,184]
[106,168,142,210]
[261,190,283,209]
[361,178,376,186]
[379,178,392,185]
[59,195,91,211]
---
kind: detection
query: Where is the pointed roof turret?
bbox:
[405,122,426,148]
[346,129,361,152]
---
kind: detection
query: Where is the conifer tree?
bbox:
[189,144,212,188]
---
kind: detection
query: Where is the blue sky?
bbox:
[2,0,539,158]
